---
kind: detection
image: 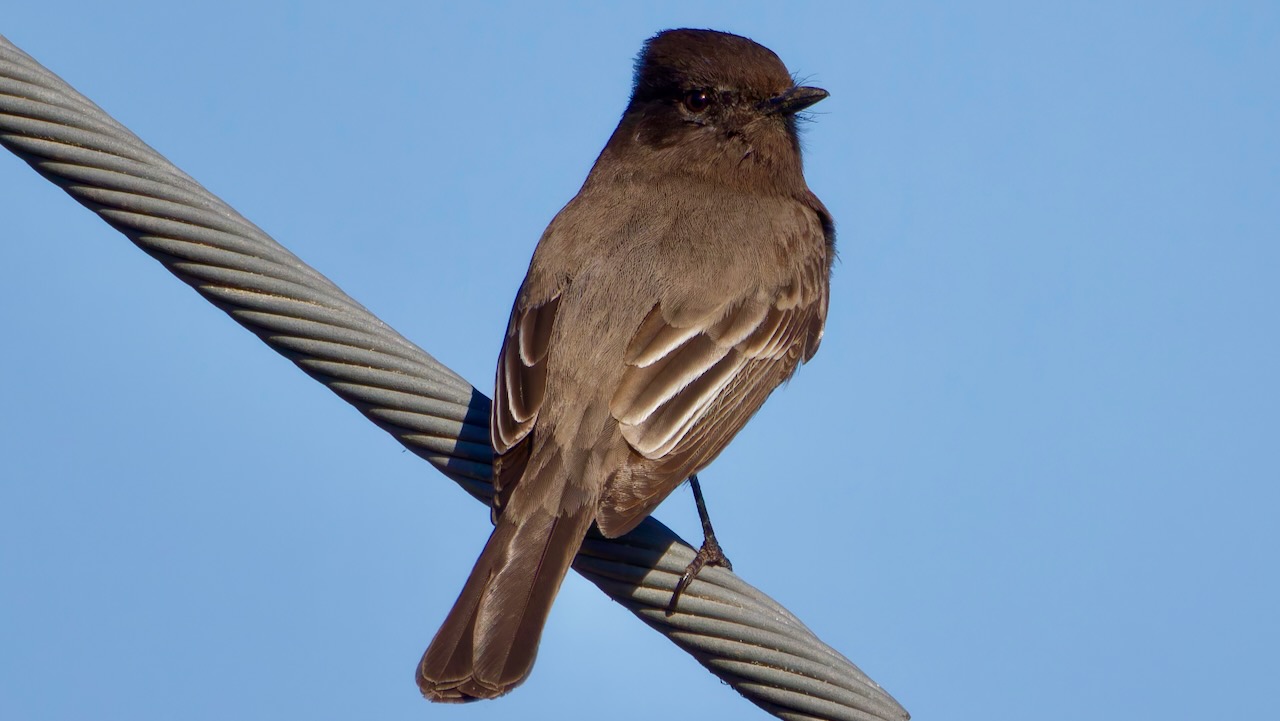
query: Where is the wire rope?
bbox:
[0,34,908,721]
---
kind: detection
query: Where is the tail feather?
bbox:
[417,504,594,702]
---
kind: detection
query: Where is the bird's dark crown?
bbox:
[630,29,796,108]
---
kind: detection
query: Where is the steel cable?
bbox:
[0,34,908,721]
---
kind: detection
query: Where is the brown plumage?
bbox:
[417,28,834,702]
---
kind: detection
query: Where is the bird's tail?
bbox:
[416,502,595,702]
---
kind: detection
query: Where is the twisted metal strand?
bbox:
[0,34,907,721]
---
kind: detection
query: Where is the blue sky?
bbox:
[2,3,1277,720]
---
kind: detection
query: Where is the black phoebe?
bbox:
[417,28,833,702]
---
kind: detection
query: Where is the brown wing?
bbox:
[597,251,829,537]
[490,293,561,518]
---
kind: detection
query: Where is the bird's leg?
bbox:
[667,474,733,612]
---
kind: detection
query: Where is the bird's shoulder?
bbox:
[519,178,829,309]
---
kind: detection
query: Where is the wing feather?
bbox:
[492,293,562,516]
[597,250,829,537]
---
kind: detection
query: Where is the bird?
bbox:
[417,28,834,702]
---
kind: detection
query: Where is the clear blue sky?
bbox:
[3,3,1277,720]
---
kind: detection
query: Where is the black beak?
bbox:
[761,85,829,115]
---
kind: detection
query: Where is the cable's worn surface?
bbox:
[0,34,908,721]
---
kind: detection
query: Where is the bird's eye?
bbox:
[683,89,712,113]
